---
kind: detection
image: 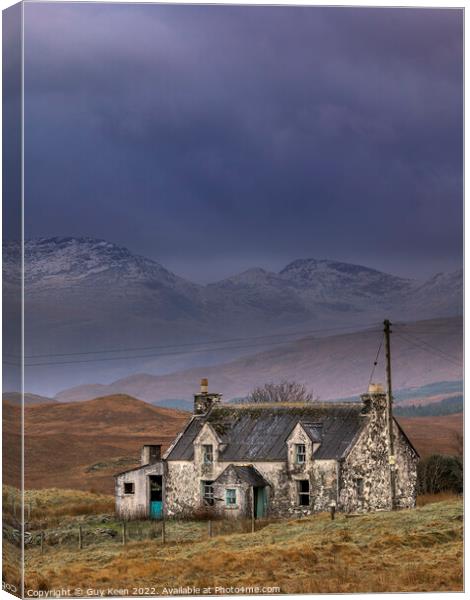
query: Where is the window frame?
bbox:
[123,482,135,495]
[295,443,307,465]
[202,480,214,506]
[202,444,214,464]
[297,479,310,506]
[225,488,237,507]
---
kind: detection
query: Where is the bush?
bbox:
[417,454,463,495]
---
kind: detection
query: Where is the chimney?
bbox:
[194,378,221,415]
[141,444,162,465]
[361,382,387,413]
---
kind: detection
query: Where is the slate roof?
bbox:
[166,402,368,462]
[215,465,270,487]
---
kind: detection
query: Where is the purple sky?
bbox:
[21,4,463,282]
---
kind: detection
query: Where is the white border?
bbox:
[0,2,466,600]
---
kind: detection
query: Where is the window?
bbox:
[124,482,134,495]
[202,481,214,506]
[355,477,364,498]
[203,444,214,464]
[297,480,310,506]
[296,444,306,464]
[226,488,237,507]
[149,445,161,463]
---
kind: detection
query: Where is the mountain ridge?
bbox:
[3,237,462,395]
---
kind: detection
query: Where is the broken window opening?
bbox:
[202,480,214,506]
[355,477,364,498]
[203,444,214,464]
[297,480,310,506]
[296,444,306,464]
[149,445,161,463]
[124,482,135,495]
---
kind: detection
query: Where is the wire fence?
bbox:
[5,514,280,554]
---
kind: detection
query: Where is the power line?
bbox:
[4,320,381,361]
[368,333,384,386]
[23,326,384,367]
[394,332,461,367]
[397,330,461,363]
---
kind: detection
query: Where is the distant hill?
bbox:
[3,392,56,406]
[397,413,463,458]
[2,395,190,494]
[3,237,462,394]
[394,395,463,418]
[55,316,462,406]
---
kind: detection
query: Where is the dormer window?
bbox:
[296,444,306,464]
[203,444,214,464]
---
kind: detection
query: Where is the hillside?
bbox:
[3,392,56,406]
[397,413,463,457]
[22,497,462,593]
[7,395,190,493]
[3,237,462,394]
[56,316,462,405]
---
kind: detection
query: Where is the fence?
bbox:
[12,515,280,554]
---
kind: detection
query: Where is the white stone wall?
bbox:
[115,462,164,519]
[338,398,418,513]
[165,458,338,518]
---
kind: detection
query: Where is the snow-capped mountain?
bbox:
[2,237,462,395]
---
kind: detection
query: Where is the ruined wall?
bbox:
[115,462,164,519]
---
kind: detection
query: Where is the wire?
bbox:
[23,327,384,367]
[4,320,381,361]
[397,330,461,363]
[394,332,461,367]
[368,333,384,386]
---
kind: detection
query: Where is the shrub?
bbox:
[417,454,463,495]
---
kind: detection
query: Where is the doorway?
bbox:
[253,486,267,519]
[149,475,163,519]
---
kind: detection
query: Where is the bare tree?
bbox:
[450,430,463,457]
[247,380,316,404]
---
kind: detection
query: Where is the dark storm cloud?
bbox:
[23,4,463,281]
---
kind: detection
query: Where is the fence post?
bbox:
[208,520,212,538]
[121,521,127,545]
[161,519,166,544]
[40,531,44,554]
[251,487,255,534]
[78,525,83,549]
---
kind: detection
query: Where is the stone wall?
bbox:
[165,458,338,518]
[392,423,419,509]
[338,393,418,513]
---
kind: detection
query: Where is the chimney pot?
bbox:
[368,382,384,394]
[200,378,208,394]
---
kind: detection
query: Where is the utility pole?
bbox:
[384,319,396,509]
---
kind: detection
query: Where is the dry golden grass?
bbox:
[23,496,463,595]
[416,491,460,507]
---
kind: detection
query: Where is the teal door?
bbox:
[149,476,163,519]
[254,487,267,518]
[150,500,162,519]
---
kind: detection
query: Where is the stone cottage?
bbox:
[115,379,419,519]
